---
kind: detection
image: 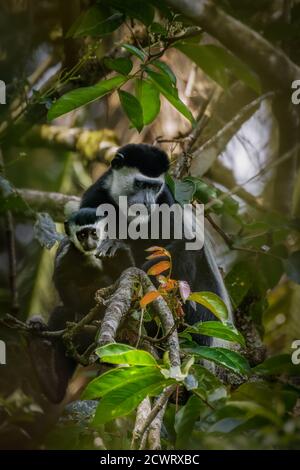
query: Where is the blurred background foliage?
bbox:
[0,0,300,450]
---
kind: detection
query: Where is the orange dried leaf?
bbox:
[140,290,161,308]
[145,246,165,252]
[145,246,171,258]
[147,260,171,276]
[146,251,166,260]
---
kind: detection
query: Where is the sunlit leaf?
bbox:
[95,343,158,366]
[92,373,168,424]
[188,292,228,322]
[48,75,126,120]
[182,321,245,346]
[183,343,251,375]
[82,365,159,399]
[135,79,160,125]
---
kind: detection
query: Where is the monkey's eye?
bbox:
[77,231,86,241]
[91,229,97,238]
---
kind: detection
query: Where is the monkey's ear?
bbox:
[111,152,124,169]
[64,220,70,236]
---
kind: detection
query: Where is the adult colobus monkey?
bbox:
[81,144,233,345]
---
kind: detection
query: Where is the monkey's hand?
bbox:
[96,239,127,258]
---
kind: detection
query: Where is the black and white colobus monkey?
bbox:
[29,208,132,403]
[80,144,233,346]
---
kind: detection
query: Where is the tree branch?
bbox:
[165,0,300,90]
[22,126,118,163]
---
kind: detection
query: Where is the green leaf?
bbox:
[109,0,155,26]
[33,213,63,250]
[172,179,195,205]
[225,261,253,308]
[150,23,168,36]
[103,57,133,75]
[188,292,228,322]
[92,373,168,424]
[153,60,177,84]
[82,365,159,399]
[183,344,251,375]
[174,395,203,448]
[253,354,300,376]
[185,177,239,216]
[48,75,126,121]
[95,343,158,366]
[284,251,300,284]
[118,90,144,132]
[135,79,160,125]
[70,6,124,38]
[191,364,227,403]
[175,43,261,93]
[122,43,146,61]
[146,68,195,124]
[182,321,245,346]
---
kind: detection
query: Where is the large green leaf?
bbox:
[118,90,144,132]
[183,321,245,346]
[175,43,261,93]
[69,6,124,38]
[135,79,160,125]
[188,292,229,322]
[48,75,126,121]
[146,68,195,124]
[93,373,168,424]
[82,365,159,399]
[103,57,133,75]
[183,344,251,375]
[109,0,155,26]
[95,343,158,366]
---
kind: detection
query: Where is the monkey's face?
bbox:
[76,226,98,252]
[110,167,165,213]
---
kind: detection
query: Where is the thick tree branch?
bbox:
[17,189,80,222]
[165,0,300,90]
[22,126,118,163]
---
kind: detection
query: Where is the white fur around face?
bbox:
[110,168,164,204]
